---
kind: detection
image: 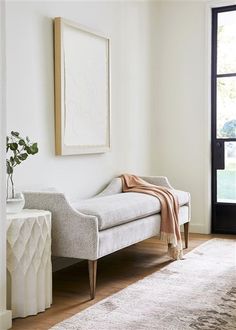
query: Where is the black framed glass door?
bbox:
[212,5,236,233]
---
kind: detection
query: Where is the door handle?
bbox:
[214,141,225,169]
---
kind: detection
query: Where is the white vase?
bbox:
[6,193,25,214]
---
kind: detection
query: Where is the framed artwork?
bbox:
[54,17,111,155]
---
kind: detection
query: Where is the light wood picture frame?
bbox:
[54,17,111,155]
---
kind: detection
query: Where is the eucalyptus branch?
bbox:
[6,131,39,199]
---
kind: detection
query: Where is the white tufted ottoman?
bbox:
[7,209,52,318]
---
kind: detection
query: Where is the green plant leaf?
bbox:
[19,139,25,146]
[9,143,18,151]
[6,161,13,174]
[18,153,28,161]
[25,146,32,154]
[11,131,19,137]
[30,143,39,155]
[15,157,21,165]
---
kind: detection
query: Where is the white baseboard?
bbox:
[189,223,210,234]
[0,310,12,330]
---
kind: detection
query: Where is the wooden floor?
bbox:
[11,233,235,330]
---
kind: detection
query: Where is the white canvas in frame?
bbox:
[54,17,111,155]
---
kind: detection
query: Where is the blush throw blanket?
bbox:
[120,174,183,260]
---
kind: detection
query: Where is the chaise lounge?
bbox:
[24,176,191,299]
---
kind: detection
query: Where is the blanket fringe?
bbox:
[168,243,183,260]
[159,232,183,260]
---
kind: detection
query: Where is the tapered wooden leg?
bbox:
[88,260,97,300]
[184,222,189,249]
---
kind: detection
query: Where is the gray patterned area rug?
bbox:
[51,238,236,330]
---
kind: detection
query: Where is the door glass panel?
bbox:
[217,11,236,74]
[217,142,236,203]
[217,77,236,138]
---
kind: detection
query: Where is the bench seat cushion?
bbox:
[72,190,189,231]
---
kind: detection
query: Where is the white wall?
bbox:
[151,1,211,233]
[6,0,228,234]
[0,0,12,328]
[6,1,153,201]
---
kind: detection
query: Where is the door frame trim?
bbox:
[201,1,236,235]
[211,4,236,233]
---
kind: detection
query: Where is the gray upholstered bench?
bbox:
[24,176,191,299]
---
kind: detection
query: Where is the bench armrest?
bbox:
[97,176,175,197]
[142,176,191,222]
[23,192,99,260]
[141,176,174,189]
